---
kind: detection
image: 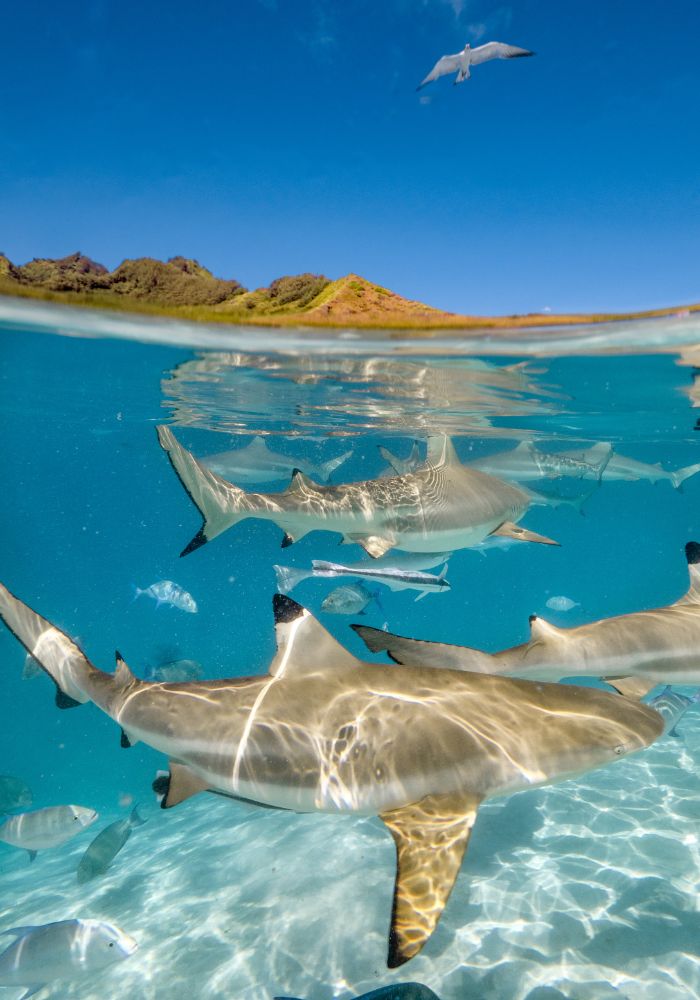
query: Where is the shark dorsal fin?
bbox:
[248,435,269,451]
[269,595,362,678]
[425,436,460,468]
[114,651,136,687]
[380,790,482,967]
[285,468,317,494]
[678,541,700,604]
[528,615,562,641]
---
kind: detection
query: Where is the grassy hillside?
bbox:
[0,252,697,330]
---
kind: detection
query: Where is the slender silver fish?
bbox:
[0,581,663,966]
[273,551,454,595]
[354,541,700,701]
[311,560,450,602]
[76,805,146,883]
[0,919,137,999]
[157,428,558,558]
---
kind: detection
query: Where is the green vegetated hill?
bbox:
[0,251,697,330]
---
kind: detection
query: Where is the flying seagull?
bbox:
[418,41,535,89]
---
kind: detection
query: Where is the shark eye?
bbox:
[108,942,114,948]
[614,744,625,755]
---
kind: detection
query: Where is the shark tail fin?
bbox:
[0,582,103,707]
[272,564,311,595]
[317,450,352,482]
[671,463,700,490]
[129,804,147,827]
[157,426,249,556]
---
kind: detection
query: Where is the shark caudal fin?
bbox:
[671,463,700,490]
[379,441,422,475]
[317,450,353,482]
[157,426,250,556]
[0,582,102,707]
[351,624,496,673]
[272,565,311,595]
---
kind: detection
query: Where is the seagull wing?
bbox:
[470,41,535,64]
[417,53,462,89]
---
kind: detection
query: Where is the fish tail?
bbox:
[129,804,147,827]
[0,581,110,708]
[671,462,700,490]
[318,450,352,482]
[156,426,250,557]
[273,565,310,595]
[130,584,142,603]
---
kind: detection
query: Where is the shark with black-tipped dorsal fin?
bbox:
[156,427,558,558]
[354,541,700,702]
[0,581,663,966]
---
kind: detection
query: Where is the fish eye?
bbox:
[109,942,114,948]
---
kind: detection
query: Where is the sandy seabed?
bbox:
[1,714,700,1000]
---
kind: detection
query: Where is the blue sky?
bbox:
[1,0,699,314]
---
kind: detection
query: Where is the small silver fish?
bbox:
[148,658,203,683]
[0,919,137,998]
[0,805,98,861]
[545,596,580,612]
[77,805,147,883]
[0,775,32,812]
[133,580,197,613]
[648,686,700,738]
[321,584,380,615]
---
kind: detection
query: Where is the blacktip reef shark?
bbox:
[380,440,613,483]
[354,541,700,702]
[201,435,352,485]
[0,581,663,966]
[156,428,559,558]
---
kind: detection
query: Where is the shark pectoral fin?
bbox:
[492,522,559,546]
[381,791,482,967]
[607,677,657,700]
[26,850,38,863]
[269,595,362,677]
[19,986,45,1000]
[120,728,136,748]
[348,535,395,559]
[158,762,210,809]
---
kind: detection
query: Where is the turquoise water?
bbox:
[1,300,700,999]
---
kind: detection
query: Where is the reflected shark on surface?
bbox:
[0,581,663,966]
[201,435,351,485]
[354,542,700,700]
[157,429,558,558]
